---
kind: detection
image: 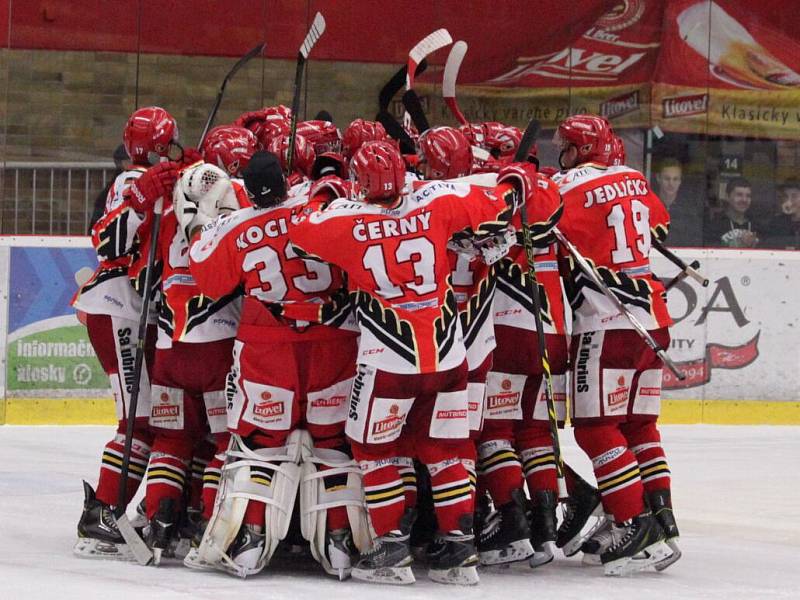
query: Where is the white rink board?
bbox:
[653,248,800,402]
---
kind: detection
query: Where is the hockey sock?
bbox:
[189,440,214,511]
[146,452,188,519]
[477,439,524,506]
[201,434,229,521]
[574,425,644,523]
[621,421,671,494]
[358,459,406,536]
[397,457,418,507]
[96,431,151,507]
[427,458,474,532]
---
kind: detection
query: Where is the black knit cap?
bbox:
[242,150,287,208]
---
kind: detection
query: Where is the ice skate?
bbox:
[556,475,605,557]
[427,530,480,585]
[73,481,132,561]
[224,523,267,577]
[648,490,682,571]
[601,512,673,576]
[477,489,533,565]
[351,532,414,585]
[529,489,557,568]
[146,498,178,566]
[322,528,357,580]
[580,515,613,565]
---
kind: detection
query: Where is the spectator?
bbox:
[654,158,702,246]
[705,177,760,248]
[763,179,800,249]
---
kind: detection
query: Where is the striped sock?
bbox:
[145,452,188,519]
[521,445,558,494]
[96,433,150,507]
[631,442,671,493]
[592,447,644,523]
[428,458,474,532]
[477,439,523,506]
[397,457,418,508]
[360,460,406,536]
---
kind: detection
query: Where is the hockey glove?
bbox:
[497,162,539,209]
[128,162,179,212]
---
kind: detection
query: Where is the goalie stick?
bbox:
[114,198,166,566]
[553,228,686,380]
[443,41,469,126]
[514,119,568,499]
[198,42,266,147]
[287,12,326,174]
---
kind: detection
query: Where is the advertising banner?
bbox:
[654,249,800,402]
[2,240,106,398]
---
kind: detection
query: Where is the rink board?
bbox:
[1,237,799,425]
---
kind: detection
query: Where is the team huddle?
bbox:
[71,103,681,585]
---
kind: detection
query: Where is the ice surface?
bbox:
[1,425,798,599]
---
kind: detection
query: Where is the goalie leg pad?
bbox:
[300,432,370,578]
[197,432,303,577]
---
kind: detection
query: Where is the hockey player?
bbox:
[129,140,254,562]
[342,119,391,161]
[185,152,368,579]
[234,105,292,149]
[551,114,679,575]
[290,140,535,585]
[72,106,178,560]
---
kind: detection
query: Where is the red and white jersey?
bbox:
[188,195,355,336]
[492,174,567,335]
[290,179,517,374]
[155,165,251,347]
[551,163,672,334]
[72,168,148,319]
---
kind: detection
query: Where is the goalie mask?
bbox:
[242,151,287,208]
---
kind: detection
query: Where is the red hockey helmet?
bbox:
[351,141,405,203]
[554,114,613,166]
[234,106,292,149]
[482,122,523,160]
[342,119,389,160]
[609,135,626,167]
[296,120,343,155]
[267,132,316,177]
[417,126,472,179]
[201,125,259,177]
[123,106,178,165]
[459,123,485,146]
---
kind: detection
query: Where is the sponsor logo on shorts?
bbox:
[607,375,628,407]
[152,405,179,418]
[372,404,403,435]
[639,386,660,397]
[436,409,467,420]
[576,332,595,393]
[311,395,345,409]
[349,366,369,420]
[254,401,284,418]
[207,406,226,417]
[468,401,480,412]
[487,392,519,410]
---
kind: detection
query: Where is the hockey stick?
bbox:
[113,198,166,566]
[553,228,686,380]
[401,89,430,133]
[198,42,266,147]
[287,12,326,174]
[443,41,469,126]
[514,119,568,499]
[653,238,709,288]
[375,62,428,154]
[402,29,452,131]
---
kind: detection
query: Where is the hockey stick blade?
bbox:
[407,28,452,89]
[514,119,540,162]
[116,514,154,566]
[300,12,326,59]
[443,41,469,125]
[198,42,266,146]
[401,89,430,133]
